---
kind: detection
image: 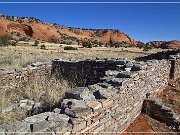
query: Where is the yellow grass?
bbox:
[0,76,70,124]
[0,44,168,68]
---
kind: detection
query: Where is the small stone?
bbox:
[125,61,133,68]
[131,64,147,71]
[70,118,87,132]
[105,70,119,76]
[19,99,29,108]
[124,67,131,72]
[53,108,61,114]
[169,55,176,60]
[88,101,102,112]
[100,99,113,108]
[115,60,126,65]
[116,71,132,78]
[107,78,125,87]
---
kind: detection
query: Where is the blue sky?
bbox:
[0,0,180,42]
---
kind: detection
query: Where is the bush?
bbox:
[48,38,59,44]
[11,41,17,46]
[19,37,28,41]
[64,46,78,50]
[33,40,39,46]
[0,35,12,46]
[60,41,67,44]
[143,45,151,52]
[16,32,21,37]
[40,44,46,50]
[82,40,92,48]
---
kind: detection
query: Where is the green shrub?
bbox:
[19,37,27,41]
[16,32,21,37]
[82,40,92,48]
[11,41,17,46]
[48,38,59,44]
[60,41,67,44]
[143,45,151,52]
[0,35,12,46]
[33,40,39,46]
[64,46,78,50]
[40,44,46,50]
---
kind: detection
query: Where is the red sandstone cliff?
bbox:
[0,15,138,45]
[1,15,179,48]
[146,41,180,49]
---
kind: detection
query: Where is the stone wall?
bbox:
[142,99,180,131]
[174,58,180,80]
[0,62,51,90]
[0,51,180,134]
[51,58,127,86]
[135,49,180,61]
[53,59,171,133]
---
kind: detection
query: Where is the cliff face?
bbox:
[1,15,179,48]
[0,16,138,45]
[146,41,180,49]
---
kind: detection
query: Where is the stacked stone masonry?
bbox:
[0,62,51,90]
[142,99,180,130]
[0,50,180,134]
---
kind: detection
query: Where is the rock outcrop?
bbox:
[0,15,138,45]
[146,40,180,49]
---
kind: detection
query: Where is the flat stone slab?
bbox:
[105,70,120,76]
[61,99,87,109]
[100,99,114,108]
[25,112,69,123]
[115,60,127,65]
[65,107,92,118]
[88,101,102,112]
[107,78,125,87]
[70,118,87,132]
[116,71,138,78]
[65,87,90,100]
[131,64,147,71]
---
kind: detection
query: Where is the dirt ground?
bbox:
[120,114,178,135]
[156,79,180,114]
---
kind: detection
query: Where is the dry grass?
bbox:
[0,76,70,124]
[0,108,27,124]
[0,44,167,68]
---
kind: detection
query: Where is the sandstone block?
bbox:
[65,107,92,118]
[100,99,113,108]
[70,118,87,132]
[88,101,102,112]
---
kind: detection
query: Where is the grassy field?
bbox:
[0,43,168,68]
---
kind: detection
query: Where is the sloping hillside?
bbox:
[0,15,138,45]
[146,40,180,49]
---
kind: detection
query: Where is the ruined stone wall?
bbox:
[57,59,171,133]
[51,58,127,86]
[174,58,180,80]
[142,99,180,130]
[0,52,180,134]
[0,62,51,90]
